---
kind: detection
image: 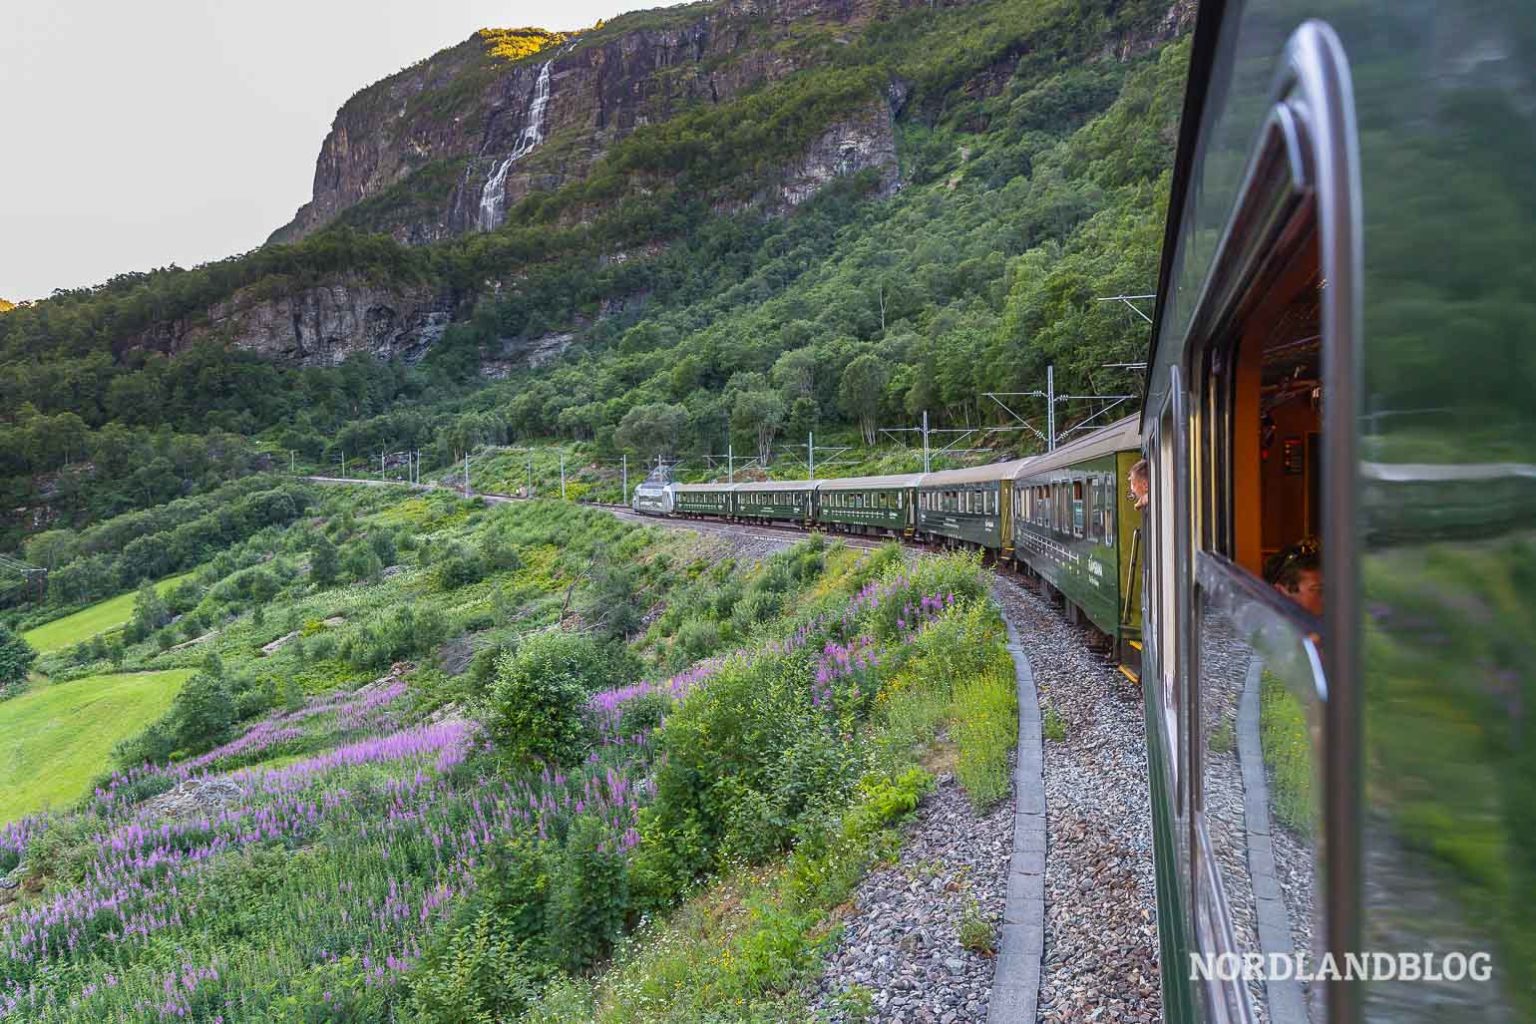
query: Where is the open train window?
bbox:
[1209,226,1322,615]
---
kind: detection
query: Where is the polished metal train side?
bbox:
[1139,2,1533,1020]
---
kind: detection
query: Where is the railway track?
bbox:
[304,473,1162,1021]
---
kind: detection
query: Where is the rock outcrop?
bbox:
[122,277,453,367]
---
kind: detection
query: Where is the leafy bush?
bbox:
[481,631,604,766]
[0,624,36,691]
[672,616,720,662]
[432,543,486,591]
[310,534,341,587]
[341,606,450,672]
[170,670,238,753]
[544,814,631,971]
[407,909,544,1024]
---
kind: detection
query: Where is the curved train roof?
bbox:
[730,478,818,493]
[673,481,733,492]
[1012,415,1141,480]
[918,458,1036,488]
[816,472,925,491]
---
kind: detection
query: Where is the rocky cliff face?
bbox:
[122,278,453,367]
[271,0,916,245]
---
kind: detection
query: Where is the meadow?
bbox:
[0,485,1018,1021]
[0,669,192,824]
[21,574,194,655]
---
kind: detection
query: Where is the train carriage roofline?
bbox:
[917,457,1036,488]
[815,472,924,491]
[672,481,742,492]
[727,479,819,492]
[1010,415,1141,480]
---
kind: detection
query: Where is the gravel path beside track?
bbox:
[812,771,1014,1024]
[992,575,1162,1024]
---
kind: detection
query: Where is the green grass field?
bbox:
[22,573,193,655]
[0,670,192,824]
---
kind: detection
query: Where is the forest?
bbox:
[0,0,1188,549]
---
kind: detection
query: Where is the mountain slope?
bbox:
[0,0,1193,543]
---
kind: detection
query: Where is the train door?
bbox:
[1179,23,1360,1024]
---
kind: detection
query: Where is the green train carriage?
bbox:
[672,482,734,518]
[729,480,815,525]
[914,459,1033,551]
[1140,1,1536,1018]
[813,473,921,536]
[1010,416,1143,675]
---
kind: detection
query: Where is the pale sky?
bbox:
[0,0,690,303]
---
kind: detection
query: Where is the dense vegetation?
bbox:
[0,0,1188,556]
[0,481,1016,1021]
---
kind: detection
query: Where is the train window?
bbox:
[1206,215,1323,616]
[1102,476,1114,541]
[1072,481,1085,538]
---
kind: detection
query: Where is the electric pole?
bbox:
[728,444,734,484]
[808,432,815,480]
[559,452,566,500]
[922,410,931,474]
[1047,365,1056,452]
[463,453,470,495]
[621,454,628,502]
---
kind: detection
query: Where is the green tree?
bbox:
[613,402,689,459]
[732,389,785,466]
[481,631,601,766]
[839,353,891,444]
[171,671,237,752]
[310,535,340,587]
[128,581,171,642]
[0,624,37,689]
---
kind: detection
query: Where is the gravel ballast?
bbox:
[992,575,1162,1023]
[813,771,1015,1024]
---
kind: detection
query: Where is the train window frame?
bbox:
[1171,21,1362,1023]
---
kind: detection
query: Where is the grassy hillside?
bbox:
[22,572,193,654]
[0,669,191,823]
[0,479,1018,1021]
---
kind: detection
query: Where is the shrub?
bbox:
[342,541,383,582]
[730,589,782,635]
[171,670,237,753]
[578,558,644,643]
[544,815,631,972]
[407,909,543,1024]
[673,616,721,662]
[481,631,603,766]
[310,535,340,586]
[433,544,485,591]
[0,624,37,690]
[615,691,671,739]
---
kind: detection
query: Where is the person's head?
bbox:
[1264,539,1322,617]
[1128,459,1149,511]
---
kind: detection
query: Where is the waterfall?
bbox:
[478,61,554,232]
